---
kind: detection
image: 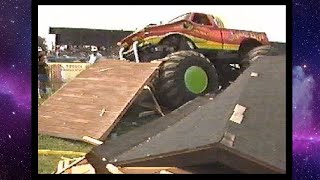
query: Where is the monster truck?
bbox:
[117,12,277,110]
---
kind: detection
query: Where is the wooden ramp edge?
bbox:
[38,60,161,141]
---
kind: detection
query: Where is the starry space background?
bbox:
[0,0,31,179]
[293,0,320,180]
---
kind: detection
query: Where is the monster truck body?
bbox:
[118,12,269,63]
[117,12,275,110]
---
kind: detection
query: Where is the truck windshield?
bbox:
[213,16,225,28]
[168,13,189,23]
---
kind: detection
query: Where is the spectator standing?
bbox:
[38,52,49,98]
[89,46,103,64]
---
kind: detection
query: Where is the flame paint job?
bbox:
[119,12,269,52]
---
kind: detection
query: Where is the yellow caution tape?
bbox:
[38,149,86,156]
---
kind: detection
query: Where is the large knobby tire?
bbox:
[240,45,279,70]
[154,51,219,110]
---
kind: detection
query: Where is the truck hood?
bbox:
[117,24,160,48]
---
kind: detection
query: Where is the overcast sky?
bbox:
[38,5,286,43]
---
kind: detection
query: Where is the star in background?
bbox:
[0,0,31,179]
[293,0,320,179]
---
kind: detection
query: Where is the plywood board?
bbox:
[39,60,161,141]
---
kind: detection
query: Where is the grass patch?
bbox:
[38,155,61,174]
[38,109,160,174]
[38,97,45,106]
[38,154,84,174]
[38,135,93,152]
[38,135,93,174]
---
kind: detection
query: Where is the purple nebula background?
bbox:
[0,0,31,179]
[293,0,320,179]
[292,66,320,180]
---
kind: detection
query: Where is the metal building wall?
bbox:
[50,27,133,47]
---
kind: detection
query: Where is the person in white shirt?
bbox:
[89,46,103,64]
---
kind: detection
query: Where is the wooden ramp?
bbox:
[38,60,161,141]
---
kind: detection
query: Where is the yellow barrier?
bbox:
[38,149,86,156]
[47,62,90,83]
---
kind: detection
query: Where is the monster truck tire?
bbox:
[240,45,278,70]
[155,51,219,110]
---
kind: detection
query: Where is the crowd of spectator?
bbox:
[46,44,120,60]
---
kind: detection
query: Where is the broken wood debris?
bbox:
[106,164,124,174]
[71,164,95,174]
[57,161,192,174]
[82,136,103,146]
[230,64,240,69]
[106,165,189,174]
[159,170,173,174]
[56,157,86,174]
[99,108,106,117]
[229,112,244,124]
[63,159,71,168]
[99,68,111,72]
[234,104,246,114]
[220,132,236,147]
[54,157,92,174]
[139,110,156,118]
[229,104,247,124]
[57,160,64,173]
[250,72,259,77]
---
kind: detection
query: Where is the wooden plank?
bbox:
[38,118,115,134]
[56,157,86,174]
[53,90,137,101]
[120,167,172,174]
[166,168,192,174]
[144,86,165,116]
[38,123,109,138]
[121,167,173,170]
[44,95,133,107]
[38,123,106,138]
[39,106,121,120]
[38,60,161,141]
[38,109,120,124]
[71,164,95,174]
[63,159,71,168]
[159,170,173,174]
[58,81,143,92]
[118,167,191,174]
[40,100,124,112]
[57,160,64,173]
[106,164,124,174]
[82,136,103,146]
[138,111,156,118]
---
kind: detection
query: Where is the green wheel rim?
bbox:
[184,66,208,94]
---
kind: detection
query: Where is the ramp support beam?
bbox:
[143,85,165,116]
